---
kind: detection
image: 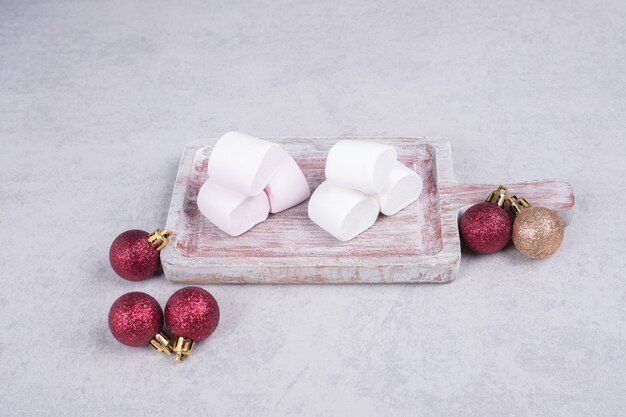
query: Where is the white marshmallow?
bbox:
[374,161,423,216]
[264,151,311,213]
[325,140,397,195]
[308,181,380,242]
[197,180,269,237]
[208,131,284,196]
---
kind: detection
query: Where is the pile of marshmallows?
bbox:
[197,131,311,236]
[197,132,423,241]
[309,139,423,240]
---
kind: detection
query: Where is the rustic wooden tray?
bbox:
[161,138,575,284]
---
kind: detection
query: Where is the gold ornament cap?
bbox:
[150,332,173,355]
[507,195,531,214]
[148,229,173,251]
[486,185,509,207]
[170,336,196,362]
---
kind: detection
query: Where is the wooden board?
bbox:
[161,138,575,284]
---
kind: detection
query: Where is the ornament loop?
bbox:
[148,229,173,251]
[150,332,173,355]
[507,195,531,214]
[170,336,195,362]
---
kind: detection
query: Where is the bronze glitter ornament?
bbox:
[508,195,564,259]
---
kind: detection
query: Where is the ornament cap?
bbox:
[148,229,173,251]
[507,195,531,214]
[171,336,195,362]
[149,332,173,355]
[486,185,509,207]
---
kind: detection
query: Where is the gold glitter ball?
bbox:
[512,207,564,259]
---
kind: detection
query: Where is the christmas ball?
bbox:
[165,287,220,341]
[512,206,564,259]
[460,202,512,254]
[109,230,160,281]
[108,292,163,347]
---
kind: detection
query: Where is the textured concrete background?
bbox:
[1,1,625,416]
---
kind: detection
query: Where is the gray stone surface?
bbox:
[1,1,624,416]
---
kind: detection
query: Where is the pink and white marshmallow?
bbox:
[308,181,379,242]
[208,131,284,196]
[264,151,311,213]
[325,140,397,195]
[199,132,312,236]
[309,140,423,241]
[374,161,423,215]
[197,180,269,237]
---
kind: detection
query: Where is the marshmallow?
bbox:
[208,131,284,196]
[374,161,423,216]
[197,180,269,237]
[264,151,311,213]
[325,140,397,195]
[308,181,380,241]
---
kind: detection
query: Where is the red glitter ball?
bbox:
[109,230,160,281]
[460,202,512,254]
[165,287,220,341]
[108,292,163,347]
